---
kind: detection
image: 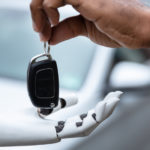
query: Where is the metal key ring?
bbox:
[44,42,50,54]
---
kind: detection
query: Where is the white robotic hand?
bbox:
[54,91,122,139]
[0,91,122,146]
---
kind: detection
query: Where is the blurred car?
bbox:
[1,0,150,150]
[71,49,150,150]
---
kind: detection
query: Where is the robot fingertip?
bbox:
[63,93,78,107]
[114,91,123,98]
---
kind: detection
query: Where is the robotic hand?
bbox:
[0,91,122,146]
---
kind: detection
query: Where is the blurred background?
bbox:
[1,0,150,150]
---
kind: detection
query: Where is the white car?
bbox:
[1,1,150,150]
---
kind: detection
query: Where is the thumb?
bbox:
[49,15,87,45]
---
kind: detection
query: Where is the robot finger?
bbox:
[103,91,123,102]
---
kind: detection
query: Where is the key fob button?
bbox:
[35,68,55,98]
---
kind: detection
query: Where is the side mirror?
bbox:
[109,61,150,90]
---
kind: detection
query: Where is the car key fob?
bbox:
[27,53,59,109]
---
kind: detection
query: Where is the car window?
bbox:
[0,9,96,91]
[115,48,147,63]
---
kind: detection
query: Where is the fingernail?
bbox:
[39,33,46,42]
[48,18,57,27]
[33,22,39,32]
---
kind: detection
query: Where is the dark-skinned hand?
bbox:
[30,0,150,48]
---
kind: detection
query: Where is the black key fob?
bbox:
[27,53,59,109]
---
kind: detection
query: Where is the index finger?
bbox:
[30,0,83,41]
[30,0,46,32]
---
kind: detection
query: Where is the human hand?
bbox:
[30,0,150,48]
